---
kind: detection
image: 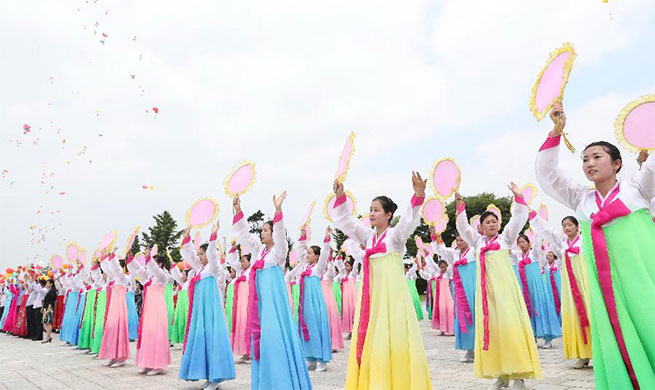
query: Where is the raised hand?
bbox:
[637,149,649,169]
[233,196,241,214]
[412,171,427,198]
[211,222,220,235]
[273,191,287,212]
[326,226,333,236]
[455,192,464,208]
[508,182,522,198]
[333,179,345,198]
[549,102,566,135]
[183,226,191,238]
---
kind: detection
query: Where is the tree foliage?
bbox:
[141,210,184,265]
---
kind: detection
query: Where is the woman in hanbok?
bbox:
[511,234,561,349]
[536,103,655,389]
[318,244,344,352]
[91,268,109,355]
[98,251,131,368]
[232,192,311,390]
[179,222,235,389]
[404,259,424,321]
[126,273,140,342]
[225,241,252,363]
[455,186,542,390]
[77,263,102,349]
[169,263,190,345]
[52,278,65,332]
[432,229,476,362]
[332,172,432,390]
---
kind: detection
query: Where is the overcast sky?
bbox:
[1,0,654,269]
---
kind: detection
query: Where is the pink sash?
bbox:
[518,253,537,318]
[298,265,314,341]
[549,267,561,316]
[563,237,589,344]
[479,236,499,351]
[244,250,268,360]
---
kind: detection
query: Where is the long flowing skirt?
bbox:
[474,250,542,380]
[179,276,235,383]
[513,262,561,341]
[299,278,332,362]
[171,289,189,345]
[340,279,357,334]
[52,295,65,331]
[99,285,130,361]
[542,269,561,325]
[251,266,311,390]
[224,284,234,335]
[78,289,97,349]
[231,282,249,355]
[164,283,174,340]
[0,293,14,329]
[3,292,22,332]
[346,252,432,390]
[60,291,79,343]
[91,290,107,354]
[332,281,342,317]
[136,284,171,370]
[291,283,300,323]
[70,292,87,345]
[560,253,592,360]
[126,291,139,341]
[406,279,424,321]
[432,279,454,335]
[321,280,344,350]
[452,261,476,351]
[11,296,29,336]
[426,280,436,319]
[580,210,655,389]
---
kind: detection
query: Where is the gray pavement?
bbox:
[0,320,594,390]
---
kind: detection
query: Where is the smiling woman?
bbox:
[536,103,655,390]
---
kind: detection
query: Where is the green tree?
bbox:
[130,235,142,256]
[332,228,348,252]
[247,210,265,234]
[141,210,184,265]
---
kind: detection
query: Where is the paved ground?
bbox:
[0,320,594,390]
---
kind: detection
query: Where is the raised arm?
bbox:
[500,184,530,246]
[312,229,333,277]
[332,181,374,245]
[529,211,563,255]
[169,263,183,285]
[454,194,480,248]
[180,228,202,271]
[535,104,586,210]
[271,191,289,267]
[390,172,427,246]
[633,150,655,200]
[206,223,221,276]
[225,242,242,273]
[232,197,264,257]
[127,252,148,280]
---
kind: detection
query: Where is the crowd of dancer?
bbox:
[1,104,653,389]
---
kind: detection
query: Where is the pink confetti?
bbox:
[23,124,31,134]
[152,107,159,114]
[58,192,66,195]
[142,184,148,189]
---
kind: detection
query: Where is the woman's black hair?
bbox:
[584,141,622,173]
[200,243,209,252]
[39,279,47,287]
[372,196,398,223]
[517,234,530,245]
[264,220,274,231]
[47,279,56,293]
[548,251,558,260]
[309,245,321,257]
[242,254,251,262]
[438,259,448,267]
[480,211,498,224]
[561,215,579,227]
[154,255,167,268]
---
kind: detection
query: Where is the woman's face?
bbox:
[439,263,448,273]
[369,200,391,229]
[582,146,621,184]
[455,236,468,251]
[46,280,52,288]
[345,262,353,273]
[261,223,273,245]
[197,249,208,266]
[307,248,319,265]
[561,219,579,238]
[546,252,556,264]
[240,256,250,270]
[230,269,236,279]
[517,237,531,252]
[481,215,499,237]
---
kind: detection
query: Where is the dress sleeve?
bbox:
[180,235,202,271]
[535,135,586,210]
[127,256,148,281]
[232,210,264,257]
[271,212,289,267]
[455,206,479,248]
[332,195,374,246]
[632,151,655,200]
[169,264,183,285]
[206,234,220,276]
[312,236,332,277]
[389,196,424,247]
[500,197,529,246]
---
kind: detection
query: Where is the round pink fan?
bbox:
[289,248,300,267]
[225,162,256,197]
[79,250,87,265]
[98,231,117,251]
[299,201,316,229]
[359,214,372,229]
[520,184,538,205]
[124,226,140,256]
[433,216,448,234]
[525,228,535,244]
[421,197,446,225]
[530,43,576,121]
[614,95,655,153]
[66,243,79,262]
[431,158,461,198]
[93,249,101,259]
[186,198,219,228]
[151,244,158,258]
[194,231,202,252]
[135,253,146,266]
[50,255,63,270]
[324,192,357,223]
[538,204,549,221]
[305,226,312,241]
[335,132,356,183]
[470,215,481,234]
